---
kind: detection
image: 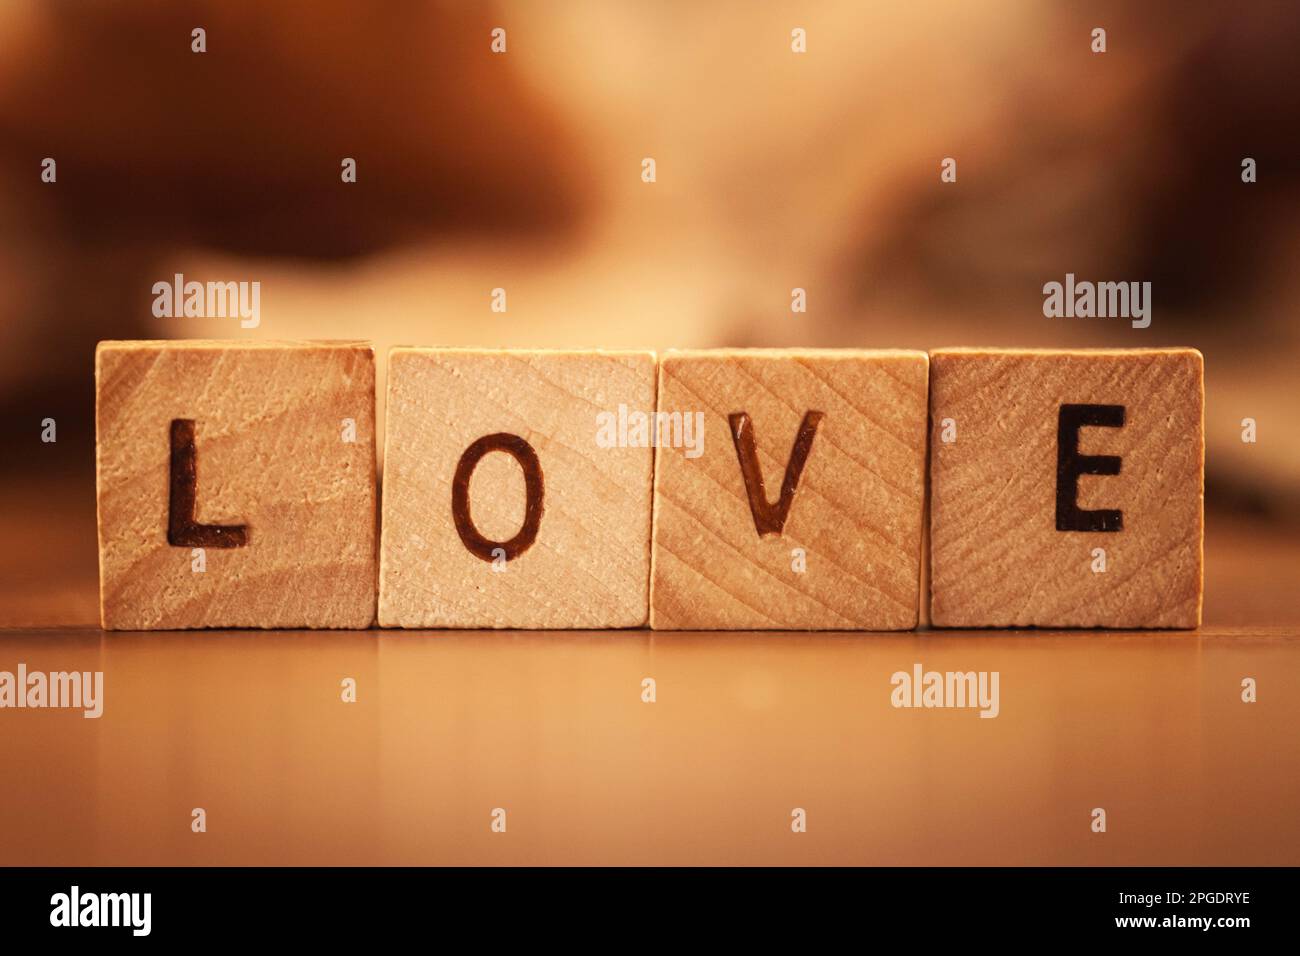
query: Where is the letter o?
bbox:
[452,433,544,562]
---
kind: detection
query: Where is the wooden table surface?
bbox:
[1,467,1297,865]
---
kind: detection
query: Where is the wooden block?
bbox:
[95,340,377,629]
[377,348,656,628]
[928,348,1204,628]
[649,349,929,630]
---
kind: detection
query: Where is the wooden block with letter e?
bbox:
[95,340,377,629]
[649,349,929,630]
[378,348,657,628]
[928,348,1204,628]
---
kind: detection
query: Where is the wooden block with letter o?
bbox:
[649,349,929,630]
[95,340,378,629]
[378,348,657,628]
[928,348,1204,628]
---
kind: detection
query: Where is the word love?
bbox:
[94,343,1204,632]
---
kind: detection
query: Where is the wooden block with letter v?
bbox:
[95,340,377,629]
[377,348,657,628]
[649,349,929,630]
[928,348,1204,628]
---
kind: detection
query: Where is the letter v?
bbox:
[727,411,824,536]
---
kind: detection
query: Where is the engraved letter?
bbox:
[452,433,544,562]
[1055,404,1124,532]
[728,411,823,536]
[168,419,248,547]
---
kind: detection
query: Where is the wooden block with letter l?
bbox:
[377,348,657,628]
[928,348,1204,628]
[649,349,929,630]
[95,340,377,630]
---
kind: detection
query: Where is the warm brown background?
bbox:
[1,1,1297,865]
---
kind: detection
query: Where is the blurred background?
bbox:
[0,0,1297,625]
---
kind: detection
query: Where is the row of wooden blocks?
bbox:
[95,342,1204,631]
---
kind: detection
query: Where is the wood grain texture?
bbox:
[95,340,377,629]
[377,348,656,628]
[928,348,1204,628]
[649,349,929,630]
